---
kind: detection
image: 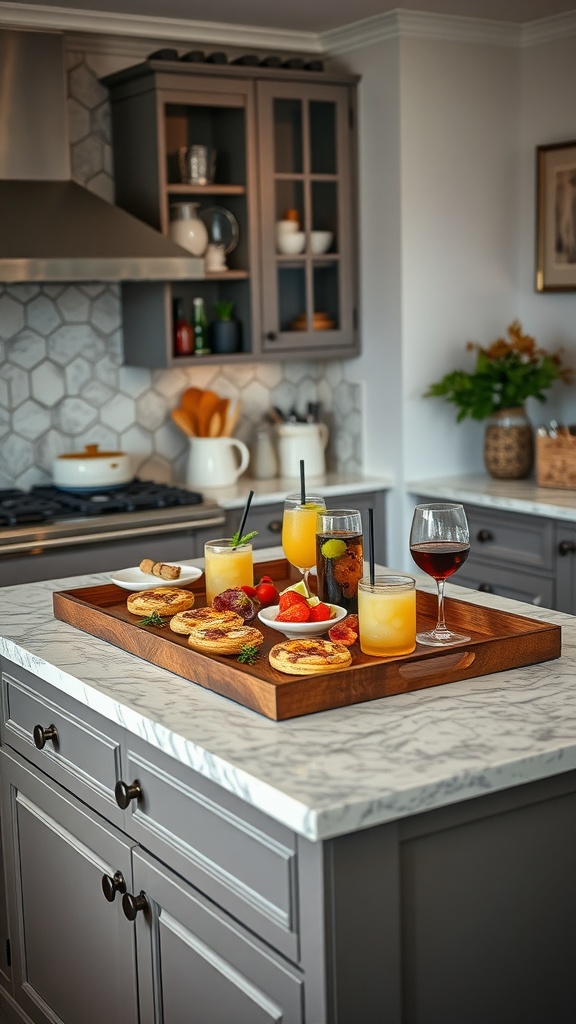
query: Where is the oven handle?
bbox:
[0,515,226,557]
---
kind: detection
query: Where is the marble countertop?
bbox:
[1,549,575,844]
[204,472,392,508]
[407,474,576,521]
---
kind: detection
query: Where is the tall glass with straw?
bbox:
[204,490,256,604]
[281,461,325,596]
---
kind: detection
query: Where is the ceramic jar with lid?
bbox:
[169,202,209,256]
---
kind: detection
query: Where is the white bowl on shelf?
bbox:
[311,231,334,255]
[258,603,347,639]
[277,231,306,255]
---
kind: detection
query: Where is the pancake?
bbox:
[170,607,243,635]
[127,587,195,617]
[269,638,352,675]
[187,625,264,656]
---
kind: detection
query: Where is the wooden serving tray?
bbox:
[53,557,561,721]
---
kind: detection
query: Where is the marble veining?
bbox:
[408,474,576,521]
[1,563,575,842]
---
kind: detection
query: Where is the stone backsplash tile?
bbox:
[0,46,362,491]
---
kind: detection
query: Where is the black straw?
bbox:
[368,507,375,585]
[236,489,254,542]
[300,460,306,505]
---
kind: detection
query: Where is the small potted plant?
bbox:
[209,300,241,355]
[424,320,573,478]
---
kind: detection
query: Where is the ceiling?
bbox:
[5,0,576,36]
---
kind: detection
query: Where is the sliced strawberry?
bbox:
[276,602,311,623]
[308,602,332,622]
[278,591,308,612]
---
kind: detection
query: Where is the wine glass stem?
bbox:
[436,578,447,632]
[302,569,311,598]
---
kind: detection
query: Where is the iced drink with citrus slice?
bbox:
[315,509,364,613]
[204,538,254,605]
[357,575,416,657]
[282,493,326,594]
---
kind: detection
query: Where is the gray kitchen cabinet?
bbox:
[102,59,358,368]
[3,655,576,1021]
[555,521,576,613]
[225,488,387,564]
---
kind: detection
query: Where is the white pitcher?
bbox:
[276,422,329,479]
[186,436,250,489]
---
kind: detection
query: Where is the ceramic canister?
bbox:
[276,422,329,479]
[186,436,250,489]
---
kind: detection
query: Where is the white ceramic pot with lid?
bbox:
[53,445,133,492]
[276,422,329,479]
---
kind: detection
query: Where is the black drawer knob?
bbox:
[478,583,494,593]
[265,331,277,341]
[476,529,494,543]
[267,519,282,533]
[558,540,576,556]
[33,724,58,750]
[114,779,142,809]
[102,871,127,902]
[122,891,148,921]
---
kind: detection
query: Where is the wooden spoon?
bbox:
[208,411,223,437]
[171,408,195,436]
[222,400,241,437]
[195,390,221,437]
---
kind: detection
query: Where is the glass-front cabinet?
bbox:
[103,61,358,367]
[258,80,357,356]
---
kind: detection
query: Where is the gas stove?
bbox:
[0,480,209,527]
[0,480,225,586]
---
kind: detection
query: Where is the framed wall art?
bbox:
[536,140,576,291]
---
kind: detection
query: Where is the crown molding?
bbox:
[0,2,322,52]
[521,9,576,46]
[320,10,519,54]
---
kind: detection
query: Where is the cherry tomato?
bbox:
[254,579,279,607]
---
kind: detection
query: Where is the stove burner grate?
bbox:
[0,480,205,526]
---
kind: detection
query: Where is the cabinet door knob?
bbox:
[114,779,142,809]
[33,724,58,750]
[102,871,127,902]
[478,583,494,593]
[267,519,282,533]
[476,529,494,543]
[558,540,576,556]
[122,891,149,921]
[265,331,277,341]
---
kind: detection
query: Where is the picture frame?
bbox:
[536,140,576,291]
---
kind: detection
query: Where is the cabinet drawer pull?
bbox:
[265,331,277,341]
[33,724,58,750]
[122,891,149,921]
[267,519,282,533]
[558,540,576,556]
[476,529,494,543]
[478,583,494,593]
[114,779,142,809]
[102,871,127,902]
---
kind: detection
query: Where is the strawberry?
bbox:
[308,602,331,622]
[276,602,311,623]
[278,590,308,612]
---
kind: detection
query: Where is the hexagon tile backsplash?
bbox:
[0,45,363,492]
[0,282,362,491]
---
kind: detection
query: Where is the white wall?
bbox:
[340,27,576,568]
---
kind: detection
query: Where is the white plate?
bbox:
[258,603,347,639]
[110,563,203,591]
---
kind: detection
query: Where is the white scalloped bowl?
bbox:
[258,603,347,639]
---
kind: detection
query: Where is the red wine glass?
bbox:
[409,502,471,646]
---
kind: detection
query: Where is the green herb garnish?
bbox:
[237,644,260,665]
[139,612,167,627]
[231,530,258,548]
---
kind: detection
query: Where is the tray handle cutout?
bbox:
[399,650,475,682]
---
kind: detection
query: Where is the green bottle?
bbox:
[192,297,211,356]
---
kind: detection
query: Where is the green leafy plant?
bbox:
[214,300,235,321]
[424,320,573,422]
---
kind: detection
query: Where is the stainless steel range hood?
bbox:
[0,28,204,283]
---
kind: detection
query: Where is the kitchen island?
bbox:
[1,555,576,1024]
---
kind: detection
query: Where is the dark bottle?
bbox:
[172,299,193,356]
[192,297,211,355]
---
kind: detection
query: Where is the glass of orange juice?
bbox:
[204,538,254,605]
[281,493,326,594]
[357,575,416,657]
